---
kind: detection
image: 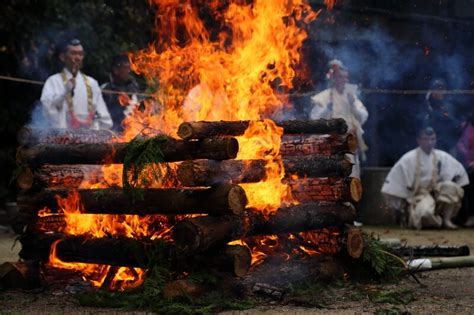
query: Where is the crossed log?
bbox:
[17,136,239,166]
[17,184,248,216]
[177,119,348,139]
[173,202,356,253]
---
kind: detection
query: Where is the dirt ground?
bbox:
[1,226,474,314]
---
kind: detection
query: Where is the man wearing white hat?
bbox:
[309,59,368,178]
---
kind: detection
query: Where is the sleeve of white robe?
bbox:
[40,76,67,122]
[90,79,113,130]
[437,150,470,187]
[352,98,369,125]
[381,151,416,199]
[309,90,332,119]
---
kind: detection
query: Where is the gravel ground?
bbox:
[1,226,474,314]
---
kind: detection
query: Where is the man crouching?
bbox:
[381,127,469,229]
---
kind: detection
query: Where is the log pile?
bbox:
[15,119,363,291]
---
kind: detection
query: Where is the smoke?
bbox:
[26,101,50,129]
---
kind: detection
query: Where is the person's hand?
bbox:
[65,78,76,94]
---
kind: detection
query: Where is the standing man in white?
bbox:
[40,39,113,129]
[309,59,368,178]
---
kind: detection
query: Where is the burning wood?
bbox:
[177,156,353,186]
[177,119,348,140]
[173,202,356,253]
[17,165,104,190]
[17,184,248,216]
[17,136,239,166]
[287,177,362,203]
[19,234,251,277]
[280,133,357,156]
[17,127,116,146]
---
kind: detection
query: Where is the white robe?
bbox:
[310,85,368,177]
[41,68,113,129]
[382,148,469,229]
[382,148,469,199]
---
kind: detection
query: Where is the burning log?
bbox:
[280,133,357,156]
[177,119,348,140]
[19,234,251,277]
[17,128,116,146]
[286,177,362,203]
[17,184,247,216]
[173,202,356,253]
[177,156,353,187]
[17,165,105,190]
[17,136,239,166]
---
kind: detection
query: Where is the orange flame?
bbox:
[125,0,317,140]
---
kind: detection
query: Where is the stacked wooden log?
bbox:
[16,119,363,288]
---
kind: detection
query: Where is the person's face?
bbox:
[60,44,84,73]
[333,69,349,91]
[417,133,437,154]
[113,62,131,83]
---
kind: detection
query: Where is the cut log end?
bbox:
[346,227,364,259]
[17,168,34,190]
[349,177,363,202]
[224,138,239,159]
[228,185,248,216]
[177,123,194,140]
[225,245,252,277]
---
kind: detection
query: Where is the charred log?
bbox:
[286,177,362,203]
[177,156,353,187]
[17,128,116,147]
[174,202,356,253]
[17,136,239,166]
[17,184,247,216]
[280,133,357,156]
[17,165,105,190]
[177,119,348,140]
[19,234,250,276]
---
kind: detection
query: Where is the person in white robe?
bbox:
[41,39,113,130]
[381,127,469,229]
[309,59,368,178]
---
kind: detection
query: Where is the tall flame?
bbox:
[41,0,340,289]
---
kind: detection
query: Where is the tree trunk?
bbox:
[177,156,353,186]
[17,127,116,146]
[280,133,357,156]
[17,136,239,166]
[177,119,348,140]
[17,184,247,216]
[173,202,356,252]
[285,177,362,203]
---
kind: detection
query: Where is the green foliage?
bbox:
[76,267,254,314]
[374,306,409,315]
[360,233,406,282]
[122,135,169,201]
[369,288,415,305]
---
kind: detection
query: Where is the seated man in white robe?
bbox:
[381,127,469,229]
